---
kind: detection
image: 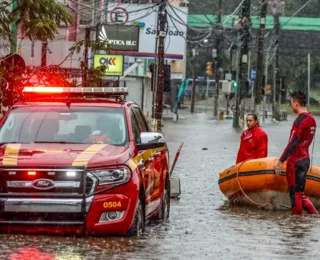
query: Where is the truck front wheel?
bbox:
[126,199,145,236]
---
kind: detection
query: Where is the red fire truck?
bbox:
[0,86,170,236]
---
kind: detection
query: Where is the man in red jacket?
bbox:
[275,91,318,215]
[236,114,268,164]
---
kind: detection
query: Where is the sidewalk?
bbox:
[161,103,282,127]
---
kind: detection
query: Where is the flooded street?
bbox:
[2,111,320,260]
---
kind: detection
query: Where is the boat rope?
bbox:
[310,130,316,172]
[236,160,274,208]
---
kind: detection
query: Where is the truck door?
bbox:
[132,107,164,214]
[129,109,157,216]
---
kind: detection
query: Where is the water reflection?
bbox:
[219,202,320,259]
[8,246,57,260]
[0,234,137,260]
[277,216,320,257]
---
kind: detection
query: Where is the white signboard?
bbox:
[107,3,188,60]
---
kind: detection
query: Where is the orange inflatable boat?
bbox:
[219,157,320,209]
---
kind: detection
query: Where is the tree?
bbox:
[67,39,111,87]
[0,0,74,109]
[0,0,73,43]
[0,1,113,115]
[0,2,12,43]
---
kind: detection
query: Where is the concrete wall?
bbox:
[119,77,154,121]
[17,28,85,69]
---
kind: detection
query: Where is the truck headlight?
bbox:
[90,168,131,186]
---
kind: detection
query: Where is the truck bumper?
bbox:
[0,193,138,236]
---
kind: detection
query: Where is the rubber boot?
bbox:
[301,193,319,215]
[292,192,303,215]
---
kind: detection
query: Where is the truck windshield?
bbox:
[0,106,128,146]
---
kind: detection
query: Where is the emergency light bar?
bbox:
[23,86,128,95]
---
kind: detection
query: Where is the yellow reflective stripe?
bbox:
[72,144,107,167]
[3,144,21,166]
[129,147,165,171]
[36,149,64,153]
[129,153,144,171]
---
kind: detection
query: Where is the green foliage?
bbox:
[0,2,12,41]
[69,39,111,55]
[0,0,73,42]
[82,63,107,88]
[279,55,320,93]
[0,1,110,110]
[69,39,110,87]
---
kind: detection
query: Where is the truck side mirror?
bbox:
[136,132,166,150]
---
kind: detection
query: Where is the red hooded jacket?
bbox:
[236,125,268,164]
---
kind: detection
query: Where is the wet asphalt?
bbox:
[2,110,320,260]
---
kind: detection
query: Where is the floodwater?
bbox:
[2,110,320,260]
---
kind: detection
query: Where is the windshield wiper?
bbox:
[0,142,31,145]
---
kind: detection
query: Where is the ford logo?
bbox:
[31,179,55,190]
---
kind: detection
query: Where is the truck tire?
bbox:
[154,179,170,220]
[126,199,145,237]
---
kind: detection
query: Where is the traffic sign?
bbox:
[250,69,257,80]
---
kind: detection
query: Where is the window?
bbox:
[130,110,141,144]
[0,106,128,146]
[133,107,149,132]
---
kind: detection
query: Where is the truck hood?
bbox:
[0,143,130,168]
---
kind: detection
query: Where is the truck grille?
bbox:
[0,168,97,196]
[0,168,95,225]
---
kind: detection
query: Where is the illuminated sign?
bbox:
[93,54,124,76]
[96,24,139,51]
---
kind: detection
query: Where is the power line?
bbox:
[168,3,215,26]
[223,0,245,26]
[280,0,315,28]
[184,2,215,26]
[167,11,211,43]
[251,0,270,15]
[261,0,316,66]
[167,3,213,33]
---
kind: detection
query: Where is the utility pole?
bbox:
[308,53,311,106]
[273,1,280,121]
[41,41,48,68]
[254,0,267,117]
[155,0,167,132]
[235,0,251,128]
[82,27,90,87]
[190,71,196,113]
[10,0,18,54]
[190,45,199,113]
[262,45,271,122]
[232,28,241,128]
[213,0,223,118]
